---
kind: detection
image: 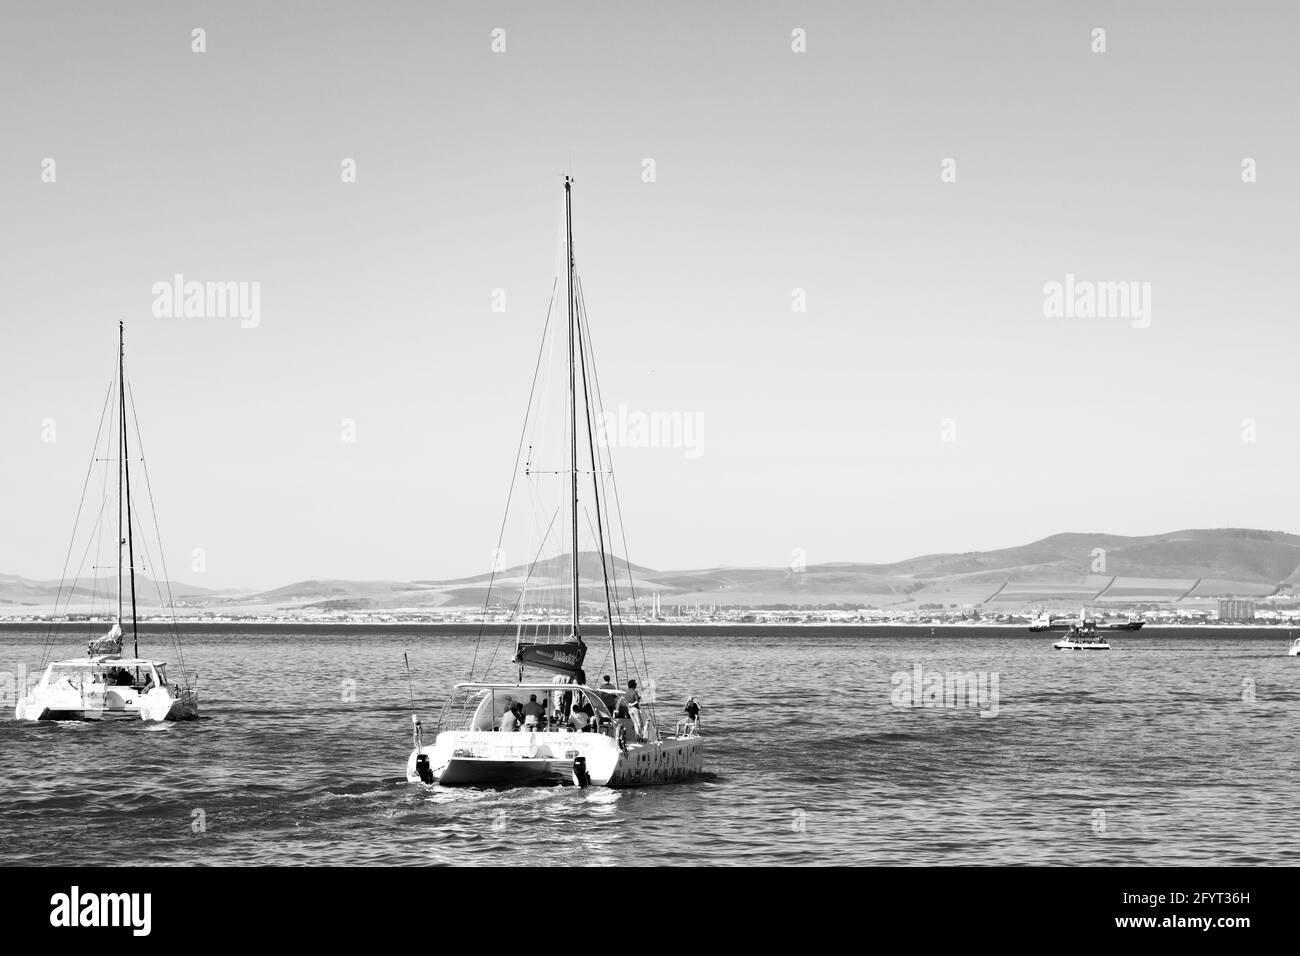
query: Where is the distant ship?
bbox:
[1101,618,1145,631]
[1029,608,1144,632]
[1028,613,1069,632]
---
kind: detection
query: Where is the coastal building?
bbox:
[1217,599,1256,622]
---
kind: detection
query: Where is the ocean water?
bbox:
[1,625,1298,866]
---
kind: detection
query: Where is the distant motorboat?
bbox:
[1288,636,1300,657]
[1053,622,1111,651]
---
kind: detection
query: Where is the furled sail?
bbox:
[87,623,123,658]
[513,637,586,677]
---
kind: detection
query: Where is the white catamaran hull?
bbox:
[407,730,703,788]
[15,686,198,722]
[1052,640,1111,651]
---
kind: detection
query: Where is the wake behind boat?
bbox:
[16,323,198,723]
[406,178,703,788]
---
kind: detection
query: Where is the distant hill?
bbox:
[5,528,1298,615]
[0,572,225,605]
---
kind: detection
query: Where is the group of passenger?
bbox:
[98,667,156,691]
[495,675,701,740]
[499,690,602,733]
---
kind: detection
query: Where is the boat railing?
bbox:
[671,716,701,738]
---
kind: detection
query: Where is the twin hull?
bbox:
[406,730,703,788]
[15,687,198,723]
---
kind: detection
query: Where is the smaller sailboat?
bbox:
[1287,632,1300,657]
[16,323,199,723]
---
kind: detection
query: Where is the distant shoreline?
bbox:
[1,620,1293,639]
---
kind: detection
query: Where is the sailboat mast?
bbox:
[565,176,580,640]
[119,322,140,658]
[116,324,124,626]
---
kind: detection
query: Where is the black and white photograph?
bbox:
[1,0,1294,937]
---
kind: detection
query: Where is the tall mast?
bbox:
[119,322,140,658]
[565,176,580,640]
[116,324,124,627]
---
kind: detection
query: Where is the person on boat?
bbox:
[501,706,520,732]
[625,679,644,739]
[569,703,589,732]
[674,696,700,735]
[595,676,621,712]
[523,694,543,728]
[682,696,700,726]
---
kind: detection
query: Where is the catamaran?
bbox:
[406,178,703,787]
[15,323,199,723]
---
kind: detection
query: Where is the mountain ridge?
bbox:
[4,528,1299,613]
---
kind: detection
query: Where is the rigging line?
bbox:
[126,487,175,661]
[119,326,140,659]
[522,455,553,576]
[68,483,112,611]
[126,383,188,679]
[78,380,120,649]
[573,281,646,703]
[575,275,618,661]
[40,377,116,672]
[577,296,639,685]
[89,403,112,645]
[575,273,654,686]
[481,507,560,677]
[51,474,112,668]
[71,425,117,645]
[470,276,559,681]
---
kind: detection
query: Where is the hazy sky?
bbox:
[2,2,1298,590]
